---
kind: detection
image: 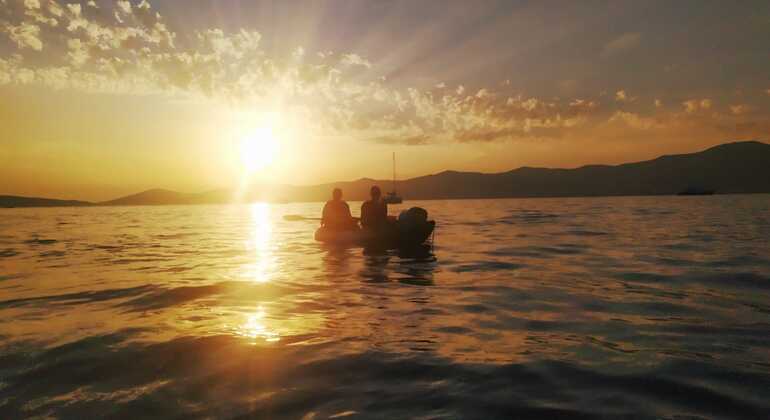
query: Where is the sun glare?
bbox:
[239,119,281,174]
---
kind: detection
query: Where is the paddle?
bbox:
[282,214,320,221]
[283,215,360,222]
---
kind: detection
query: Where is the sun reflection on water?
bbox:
[238,306,280,342]
[242,202,275,283]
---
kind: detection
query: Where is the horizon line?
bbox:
[2,139,767,203]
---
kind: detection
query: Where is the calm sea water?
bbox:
[1,196,769,419]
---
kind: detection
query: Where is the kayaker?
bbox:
[360,185,389,230]
[321,188,356,230]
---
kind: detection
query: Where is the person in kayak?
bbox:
[360,185,389,230]
[321,188,356,230]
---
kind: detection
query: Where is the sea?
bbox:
[1,195,769,419]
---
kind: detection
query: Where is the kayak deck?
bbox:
[315,221,435,249]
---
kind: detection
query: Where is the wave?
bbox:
[1,333,768,419]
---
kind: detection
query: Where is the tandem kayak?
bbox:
[315,221,435,249]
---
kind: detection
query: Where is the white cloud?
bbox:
[0,58,15,84]
[3,22,43,50]
[67,38,88,66]
[475,88,490,98]
[1,0,768,147]
[682,100,698,113]
[609,111,660,130]
[48,0,63,17]
[570,99,597,111]
[730,104,750,115]
[117,1,132,14]
[520,98,538,111]
[341,53,371,68]
[602,32,641,56]
[66,3,81,16]
[683,98,712,113]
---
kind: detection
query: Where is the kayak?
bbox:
[315,221,435,249]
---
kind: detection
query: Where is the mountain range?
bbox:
[2,140,769,208]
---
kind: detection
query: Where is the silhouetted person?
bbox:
[321,188,355,230]
[360,185,389,230]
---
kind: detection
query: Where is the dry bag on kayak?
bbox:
[398,207,428,230]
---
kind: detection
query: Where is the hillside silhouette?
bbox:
[279,140,770,202]
[0,196,91,208]
[2,140,768,207]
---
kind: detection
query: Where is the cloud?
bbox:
[1,0,768,148]
[341,53,371,68]
[602,32,641,57]
[66,38,88,66]
[730,104,750,115]
[608,111,662,130]
[475,88,490,98]
[683,99,712,113]
[569,99,598,112]
[3,22,43,50]
[615,90,634,102]
[48,0,63,17]
[116,1,131,14]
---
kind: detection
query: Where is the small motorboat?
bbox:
[383,191,402,205]
[382,152,403,205]
[677,186,716,196]
[315,220,435,249]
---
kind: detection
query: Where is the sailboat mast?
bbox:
[392,152,396,193]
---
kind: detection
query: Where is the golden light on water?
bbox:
[230,203,280,343]
[242,202,275,283]
[238,306,280,342]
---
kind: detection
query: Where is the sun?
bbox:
[239,120,281,174]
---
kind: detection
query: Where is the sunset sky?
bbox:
[2,0,769,201]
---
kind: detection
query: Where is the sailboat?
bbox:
[383,152,403,204]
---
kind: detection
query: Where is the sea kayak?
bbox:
[315,221,435,249]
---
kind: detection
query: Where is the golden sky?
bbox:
[1,0,769,200]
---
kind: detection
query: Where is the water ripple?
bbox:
[0,196,768,418]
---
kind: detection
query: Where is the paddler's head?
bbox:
[332,188,342,201]
[370,185,381,201]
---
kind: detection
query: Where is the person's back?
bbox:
[360,186,388,229]
[322,188,355,230]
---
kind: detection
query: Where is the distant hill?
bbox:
[99,188,230,206]
[279,140,770,201]
[3,140,769,208]
[0,195,92,208]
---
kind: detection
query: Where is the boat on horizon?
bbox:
[677,186,716,196]
[383,152,403,204]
